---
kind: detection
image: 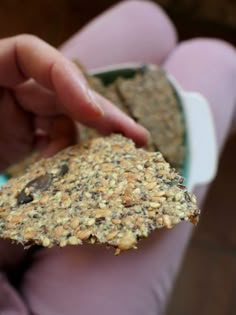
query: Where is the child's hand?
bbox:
[0,35,148,172]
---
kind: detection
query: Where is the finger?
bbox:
[13,78,149,147]
[0,90,34,171]
[36,115,77,158]
[34,116,52,150]
[35,135,49,151]
[13,79,62,116]
[85,91,149,147]
[41,138,75,159]
[0,35,103,121]
[34,116,53,135]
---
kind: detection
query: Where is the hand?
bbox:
[0,35,148,172]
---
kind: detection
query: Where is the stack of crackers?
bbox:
[81,64,185,169]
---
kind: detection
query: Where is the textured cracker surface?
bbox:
[0,135,199,253]
[116,66,185,167]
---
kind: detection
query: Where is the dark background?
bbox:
[0,1,236,314]
[0,0,235,47]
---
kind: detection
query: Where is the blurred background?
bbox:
[0,0,235,46]
[0,1,235,314]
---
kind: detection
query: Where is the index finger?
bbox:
[0,35,103,121]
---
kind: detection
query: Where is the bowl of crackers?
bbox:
[0,63,217,253]
[86,63,217,191]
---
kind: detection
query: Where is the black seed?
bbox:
[189,209,200,225]
[17,174,52,205]
[41,225,47,234]
[17,192,33,205]
[52,189,60,195]
[58,164,69,177]
[26,174,52,192]
[123,203,134,208]
[144,161,151,168]
[148,224,153,233]
[184,191,192,202]
[168,180,178,187]
[95,217,105,224]
[141,194,148,201]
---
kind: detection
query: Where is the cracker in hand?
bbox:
[0,135,199,254]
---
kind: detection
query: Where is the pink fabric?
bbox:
[0,1,236,314]
[21,224,192,315]
[60,0,177,69]
[164,38,236,152]
[0,273,29,315]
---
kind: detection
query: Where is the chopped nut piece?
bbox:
[42,237,51,247]
[70,218,80,229]
[111,218,121,225]
[163,215,173,229]
[68,236,81,245]
[95,209,112,218]
[106,231,119,241]
[76,229,92,240]
[54,226,65,238]
[118,232,137,250]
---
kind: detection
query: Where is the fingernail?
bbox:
[135,121,150,136]
[137,124,151,144]
[87,89,104,117]
[127,117,150,140]
[144,128,151,140]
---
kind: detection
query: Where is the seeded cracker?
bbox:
[0,135,199,254]
[116,65,185,168]
[102,83,129,114]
